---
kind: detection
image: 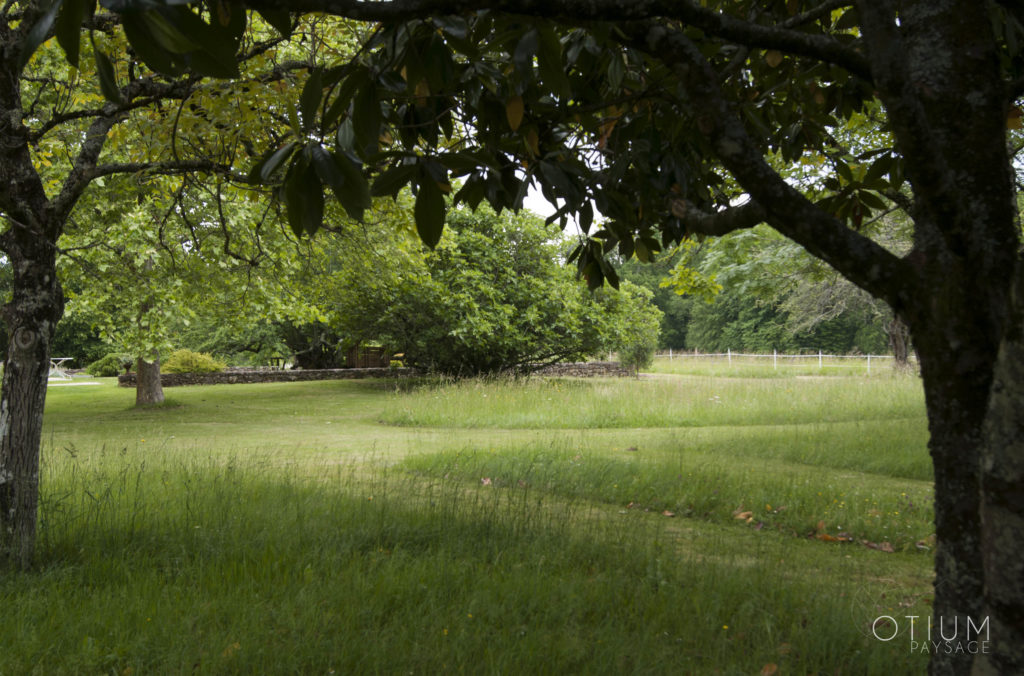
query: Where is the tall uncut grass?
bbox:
[0,371,934,673]
[379,375,925,429]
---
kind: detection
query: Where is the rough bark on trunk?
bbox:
[135,355,164,406]
[0,249,63,569]
[887,315,911,368]
[914,325,998,676]
[974,271,1024,674]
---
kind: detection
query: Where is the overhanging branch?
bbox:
[632,22,913,309]
[674,199,767,237]
[243,0,871,80]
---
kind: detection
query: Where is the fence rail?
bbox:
[653,349,915,374]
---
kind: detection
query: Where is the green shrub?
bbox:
[389,359,404,369]
[163,349,226,374]
[86,352,133,377]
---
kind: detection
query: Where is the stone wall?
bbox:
[117,361,631,388]
[117,367,419,387]
[533,361,633,377]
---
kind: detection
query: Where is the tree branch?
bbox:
[244,0,871,80]
[632,22,913,309]
[673,199,767,238]
[86,159,234,180]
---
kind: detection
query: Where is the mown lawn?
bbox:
[1,371,934,674]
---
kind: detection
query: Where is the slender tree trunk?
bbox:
[887,314,911,368]
[135,355,164,406]
[0,247,63,569]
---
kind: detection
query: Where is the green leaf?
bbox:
[579,201,594,233]
[283,158,324,237]
[257,141,297,183]
[333,152,371,220]
[513,27,539,74]
[835,159,854,184]
[122,14,184,75]
[335,119,355,151]
[607,53,625,92]
[371,163,417,198]
[323,67,366,128]
[20,0,64,69]
[91,37,123,103]
[285,98,302,138]
[309,143,369,221]
[299,67,323,134]
[863,154,892,189]
[309,144,344,194]
[537,24,570,99]
[414,178,445,248]
[856,189,889,211]
[351,84,381,157]
[256,9,292,37]
[55,0,87,67]
[143,10,199,54]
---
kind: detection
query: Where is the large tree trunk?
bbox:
[974,270,1024,674]
[914,338,990,676]
[135,354,164,406]
[0,246,63,569]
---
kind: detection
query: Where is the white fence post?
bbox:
[669,348,673,361]
[818,350,823,369]
[867,354,871,375]
[773,349,777,370]
[727,348,732,365]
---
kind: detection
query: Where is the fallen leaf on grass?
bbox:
[862,540,895,553]
[662,510,675,517]
[734,511,753,520]
[760,664,779,676]
[480,477,492,486]
[815,533,853,542]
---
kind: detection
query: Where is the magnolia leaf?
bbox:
[144,10,200,54]
[513,28,539,73]
[371,163,417,198]
[92,39,123,103]
[256,141,297,184]
[283,158,324,237]
[257,9,292,37]
[55,0,87,67]
[351,84,381,157]
[336,118,355,151]
[414,178,445,248]
[309,144,344,194]
[20,0,64,68]
[506,96,525,132]
[333,152,371,220]
[122,14,184,75]
[299,67,324,133]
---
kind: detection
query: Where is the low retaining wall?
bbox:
[117,361,631,388]
[533,361,633,377]
[117,367,419,387]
